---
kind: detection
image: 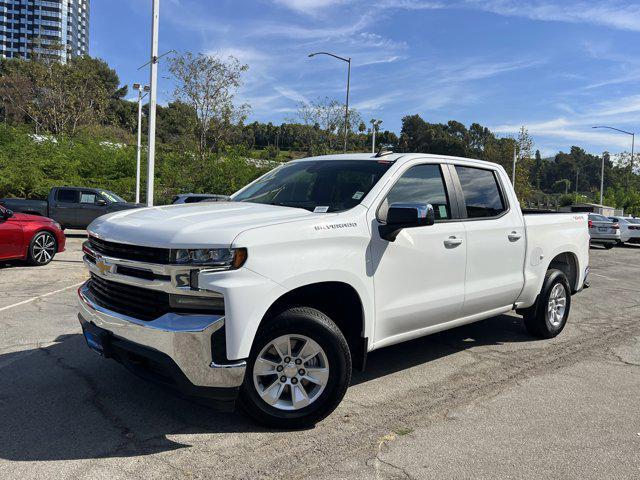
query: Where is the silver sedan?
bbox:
[588,213,620,249]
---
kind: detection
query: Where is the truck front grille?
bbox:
[88,274,172,321]
[89,236,171,264]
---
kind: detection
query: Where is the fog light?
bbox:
[169,294,224,313]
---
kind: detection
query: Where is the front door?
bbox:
[453,165,526,315]
[77,191,109,227]
[0,208,24,259]
[369,162,467,346]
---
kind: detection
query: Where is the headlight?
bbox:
[170,247,247,269]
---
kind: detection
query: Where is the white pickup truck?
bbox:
[78,153,590,427]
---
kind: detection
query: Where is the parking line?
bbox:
[0,282,85,312]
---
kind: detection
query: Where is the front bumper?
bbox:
[78,282,246,398]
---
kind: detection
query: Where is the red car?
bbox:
[0,205,66,266]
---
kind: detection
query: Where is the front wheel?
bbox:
[523,269,571,338]
[27,231,57,266]
[239,307,352,428]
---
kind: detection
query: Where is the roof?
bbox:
[294,152,503,169]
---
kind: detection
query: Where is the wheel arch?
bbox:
[547,251,579,293]
[258,281,368,370]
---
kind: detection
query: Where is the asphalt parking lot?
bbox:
[0,235,639,480]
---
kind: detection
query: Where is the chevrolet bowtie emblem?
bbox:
[95,258,113,275]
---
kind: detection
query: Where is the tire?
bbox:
[27,231,57,266]
[604,243,615,249]
[523,269,571,339]
[239,307,352,429]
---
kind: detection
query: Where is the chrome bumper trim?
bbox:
[78,282,246,388]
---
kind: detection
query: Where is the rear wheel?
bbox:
[27,231,57,266]
[523,269,571,338]
[239,307,351,428]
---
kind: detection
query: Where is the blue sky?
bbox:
[91,0,640,157]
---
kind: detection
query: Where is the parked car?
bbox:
[607,217,640,245]
[171,193,230,204]
[588,213,620,248]
[1,187,142,230]
[0,205,66,265]
[626,217,640,239]
[78,153,590,428]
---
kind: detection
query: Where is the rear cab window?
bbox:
[455,166,506,218]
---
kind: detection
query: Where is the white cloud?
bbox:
[272,0,347,15]
[493,95,640,151]
[383,0,640,32]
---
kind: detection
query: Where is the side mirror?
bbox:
[1,208,13,220]
[379,203,435,242]
[96,199,107,206]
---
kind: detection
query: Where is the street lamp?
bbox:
[308,51,351,153]
[592,125,635,194]
[133,83,150,204]
[370,119,382,154]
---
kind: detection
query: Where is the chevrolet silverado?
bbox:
[77,153,590,428]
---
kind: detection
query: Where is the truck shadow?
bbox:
[0,314,531,462]
[352,313,530,385]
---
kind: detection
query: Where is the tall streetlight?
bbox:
[146,0,160,207]
[511,144,518,188]
[133,83,150,204]
[592,125,635,190]
[370,119,382,154]
[308,52,351,153]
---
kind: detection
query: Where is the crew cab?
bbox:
[77,153,590,428]
[1,187,142,230]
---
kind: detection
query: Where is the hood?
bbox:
[11,212,55,223]
[113,202,145,210]
[88,202,316,248]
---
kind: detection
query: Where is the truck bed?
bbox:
[515,212,590,308]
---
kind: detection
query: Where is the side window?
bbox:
[56,189,78,203]
[378,164,451,223]
[455,166,506,218]
[80,192,98,204]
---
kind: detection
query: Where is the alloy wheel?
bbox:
[33,233,56,264]
[252,334,330,411]
[547,283,567,327]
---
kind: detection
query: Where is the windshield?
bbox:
[232,160,394,212]
[100,190,126,203]
[628,218,640,224]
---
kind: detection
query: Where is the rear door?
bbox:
[0,207,23,259]
[77,191,109,227]
[452,165,526,316]
[51,188,79,228]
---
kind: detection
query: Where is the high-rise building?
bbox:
[0,0,89,62]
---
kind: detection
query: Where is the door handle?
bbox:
[444,236,463,248]
[508,231,522,242]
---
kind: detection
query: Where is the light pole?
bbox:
[592,125,635,188]
[600,153,605,206]
[133,83,150,204]
[308,52,351,153]
[511,144,518,187]
[370,119,382,154]
[146,0,160,207]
